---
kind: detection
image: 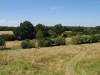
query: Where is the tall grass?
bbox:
[0,44,81,75]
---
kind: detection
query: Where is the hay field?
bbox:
[0,41,81,75]
[0,31,13,35]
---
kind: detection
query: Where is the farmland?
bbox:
[0,31,13,35]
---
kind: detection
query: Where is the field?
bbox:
[0,41,100,75]
[0,31,13,35]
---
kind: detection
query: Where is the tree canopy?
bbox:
[13,21,35,40]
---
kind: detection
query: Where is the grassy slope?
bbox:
[0,43,81,75]
[75,43,100,75]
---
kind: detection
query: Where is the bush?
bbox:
[21,40,31,49]
[51,33,58,38]
[30,40,36,48]
[71,34,81,44]
[54,36,66,46]
[80,35,91,43]
[62,33,67,37]
[0,34,16,41]
[42,38,53,47]
[90,34,100,43]
[0,39,6,49]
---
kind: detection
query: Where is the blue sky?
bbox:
[0,0,100,27]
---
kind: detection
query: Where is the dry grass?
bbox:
[0,41,81,75]
[0,31,13,35]
[75,43,100,75]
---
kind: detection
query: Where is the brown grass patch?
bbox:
[0,31,13,35]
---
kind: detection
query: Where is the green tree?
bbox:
[36,30,44,47]
[53,24,64,35]
[35,24,50,37]
[14,21,35,40]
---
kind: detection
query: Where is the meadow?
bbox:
[0,40,100,75]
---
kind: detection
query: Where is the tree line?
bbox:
[0,21,100,49]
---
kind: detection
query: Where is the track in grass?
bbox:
[65,45,87,75]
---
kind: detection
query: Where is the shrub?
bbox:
[0,39,6,49]
[30,40,36,48]
[42,38,53,47]
[71,34,81,44]
[90,34,100,43]
[62,33,67,37]
[21,40,31,49]
[0,34,16,41]
[80,35,91,43]
[51,33,58,38]
[54,36,66,46]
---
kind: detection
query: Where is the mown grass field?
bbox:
[0,40,100,75]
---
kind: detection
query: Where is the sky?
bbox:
[0,0,100,27]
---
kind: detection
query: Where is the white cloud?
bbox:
[0,20,5,23]
[51,7,58,10]
[14,20,18,24]
[8,20,13,23]
[50,7,63,10]
[0,19,19,26]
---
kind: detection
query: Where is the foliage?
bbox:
[53,24,64,35]
[0,34,16,41]
[21,40,31,49]
[14,21,35,40]
[30,40,36,48]
[71,34,81,44]
[0,39,5,49]
[71,34,100,44]
[36,30,44,41]
[51,33,58,38]
[62,33,67,37]
[42,38,53,47]
[54,36,66,46]
[80,35,91,43]
[35,24,50,37]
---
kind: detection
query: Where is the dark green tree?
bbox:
[35,24,50,37]
[13,21,35,40]
[53,24,64,35]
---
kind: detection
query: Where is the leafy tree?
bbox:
[53,24,64,35]
[35,24,50,37]
[36,30,44,47]
[14,21,35,40]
